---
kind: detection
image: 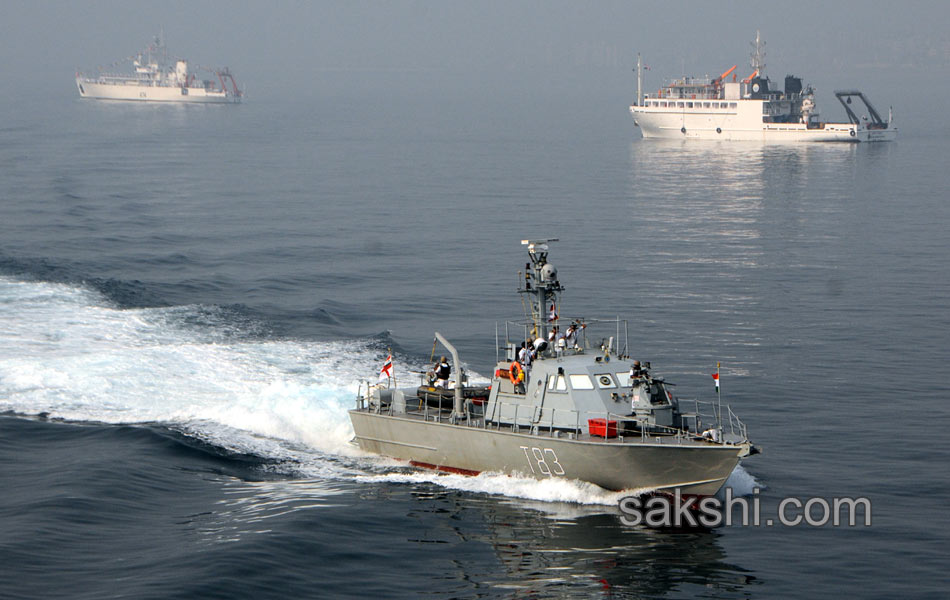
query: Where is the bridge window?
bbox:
[729,102,737,109]
[569,374,594,390]
[547,375,567,392]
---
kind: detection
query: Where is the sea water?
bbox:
[1,79,948,598]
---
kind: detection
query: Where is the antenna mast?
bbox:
[750,30,766,77]
[636,53,643,107]
[519,239,562,340]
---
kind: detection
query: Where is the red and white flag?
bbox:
[547,303,558,322]
[379,354,393,381]
[711,372,719,391]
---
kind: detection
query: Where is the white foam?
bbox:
[356,469,635,506]
[720,463,762,498]
[0,276,374,463]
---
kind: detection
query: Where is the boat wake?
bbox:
[0,275,760,505]
[0,276,368,459]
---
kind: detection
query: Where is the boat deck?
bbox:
[355,394,743,448]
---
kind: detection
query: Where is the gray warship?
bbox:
[349,240,757,496]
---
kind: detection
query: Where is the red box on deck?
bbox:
[588,418,617,438]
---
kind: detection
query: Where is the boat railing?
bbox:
[497,316,631,363]
[355,384,748,445]
[725,405,748,440]
[645,90,725,101]
[518,402,747,445]
[684,398,748,442]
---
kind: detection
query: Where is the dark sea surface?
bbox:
[1,79,948,599]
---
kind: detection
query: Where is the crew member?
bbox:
[509,360,526,394]
[532,335,548,356]
[629,360,651,382]
[433,356,451,388]
[564,322,579,350]
[629,360,643,381]
[518,341,533,381]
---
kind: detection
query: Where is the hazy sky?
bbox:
[3,1,948,130]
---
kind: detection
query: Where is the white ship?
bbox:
[76,34,241,103]
[629,32,895,142]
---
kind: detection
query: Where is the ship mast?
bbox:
[636,53,643,107]
[519,239,562,342]
[750,30,766,77]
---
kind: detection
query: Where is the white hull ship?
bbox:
[629,32,895,143]
[76,34,241,104]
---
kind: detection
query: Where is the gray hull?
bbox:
[350,410,744,496]
[350,240,757,497]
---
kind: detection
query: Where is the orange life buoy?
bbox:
[508,361,524,384]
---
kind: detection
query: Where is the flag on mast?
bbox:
[711,371,720,392]
[379,354,393,381]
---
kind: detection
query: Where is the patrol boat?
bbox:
[349,240,757,496]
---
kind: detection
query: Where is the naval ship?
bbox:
[75,33,241,103]
[349,240,757,496]
[629,32,896,142]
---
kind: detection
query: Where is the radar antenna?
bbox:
[519,239,562,339]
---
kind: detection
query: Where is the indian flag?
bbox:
[379,354,393,381]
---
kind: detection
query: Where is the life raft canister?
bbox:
[509,361,524,384]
